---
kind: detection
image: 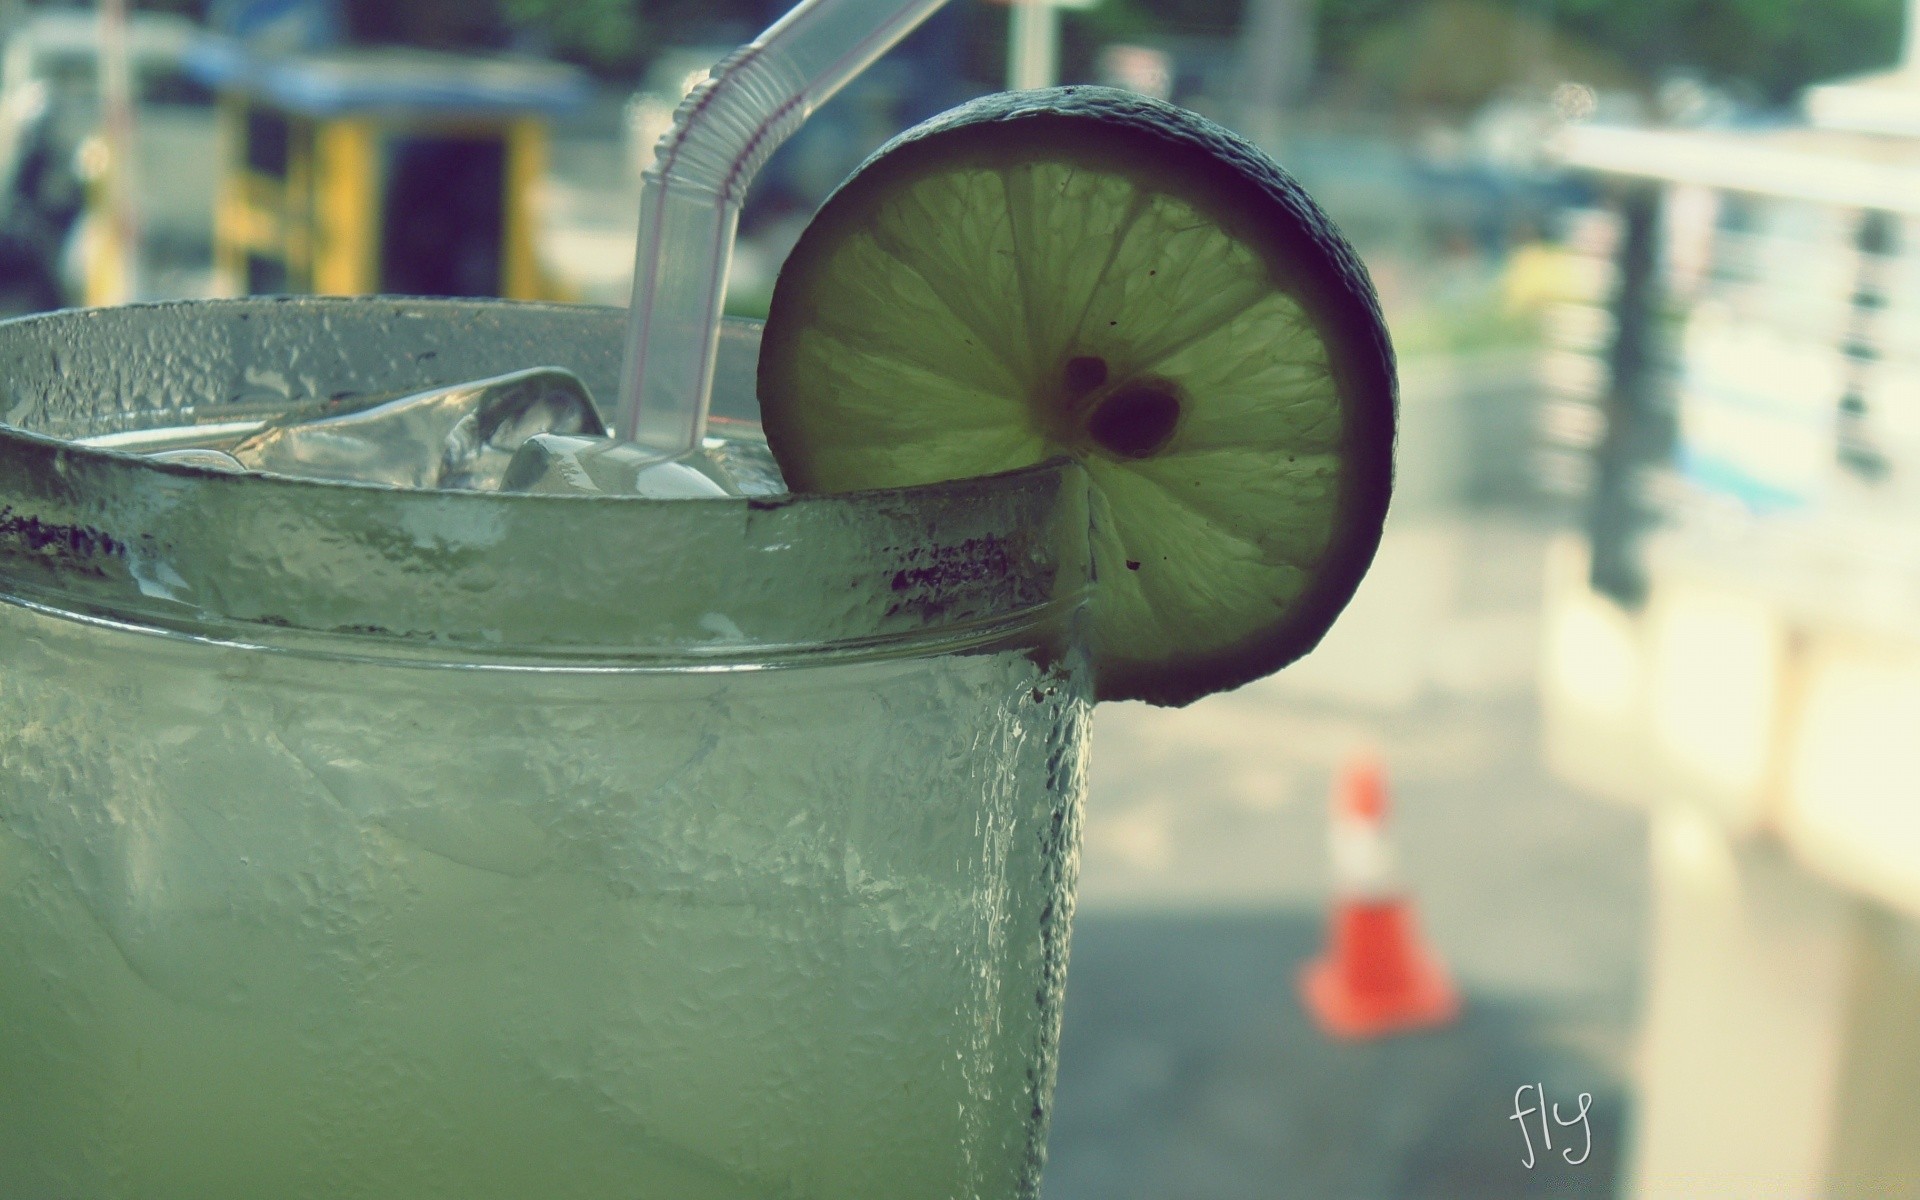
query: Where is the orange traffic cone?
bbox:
[1299,755,1460,1039]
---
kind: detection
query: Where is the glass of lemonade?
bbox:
[0,297,1093,1198]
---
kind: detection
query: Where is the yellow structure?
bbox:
[187,44,584,300]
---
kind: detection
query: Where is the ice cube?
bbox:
[699,431,788,496]
[229,367,605,490]
[146,447,248,472]
[499,434,737,498]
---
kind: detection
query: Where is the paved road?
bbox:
[1046,911,1630,1200]
[1044,509,1648,1199]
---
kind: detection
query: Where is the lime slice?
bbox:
[758,86,1396,707]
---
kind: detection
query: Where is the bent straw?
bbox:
[613,0,951,452]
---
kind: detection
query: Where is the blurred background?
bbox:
[7,0,1920,1194]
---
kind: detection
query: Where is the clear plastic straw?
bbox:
[614,0,952,452]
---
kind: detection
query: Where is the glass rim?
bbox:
[0,297,1091,665]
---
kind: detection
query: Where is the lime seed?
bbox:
[1064,355,1108,396]
[1086,383,1181,458]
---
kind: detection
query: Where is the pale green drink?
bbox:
[0,299,1093,1198]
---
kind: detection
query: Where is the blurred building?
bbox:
[1540,5,1920,1194]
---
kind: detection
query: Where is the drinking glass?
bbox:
[0,297,1092,1199]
